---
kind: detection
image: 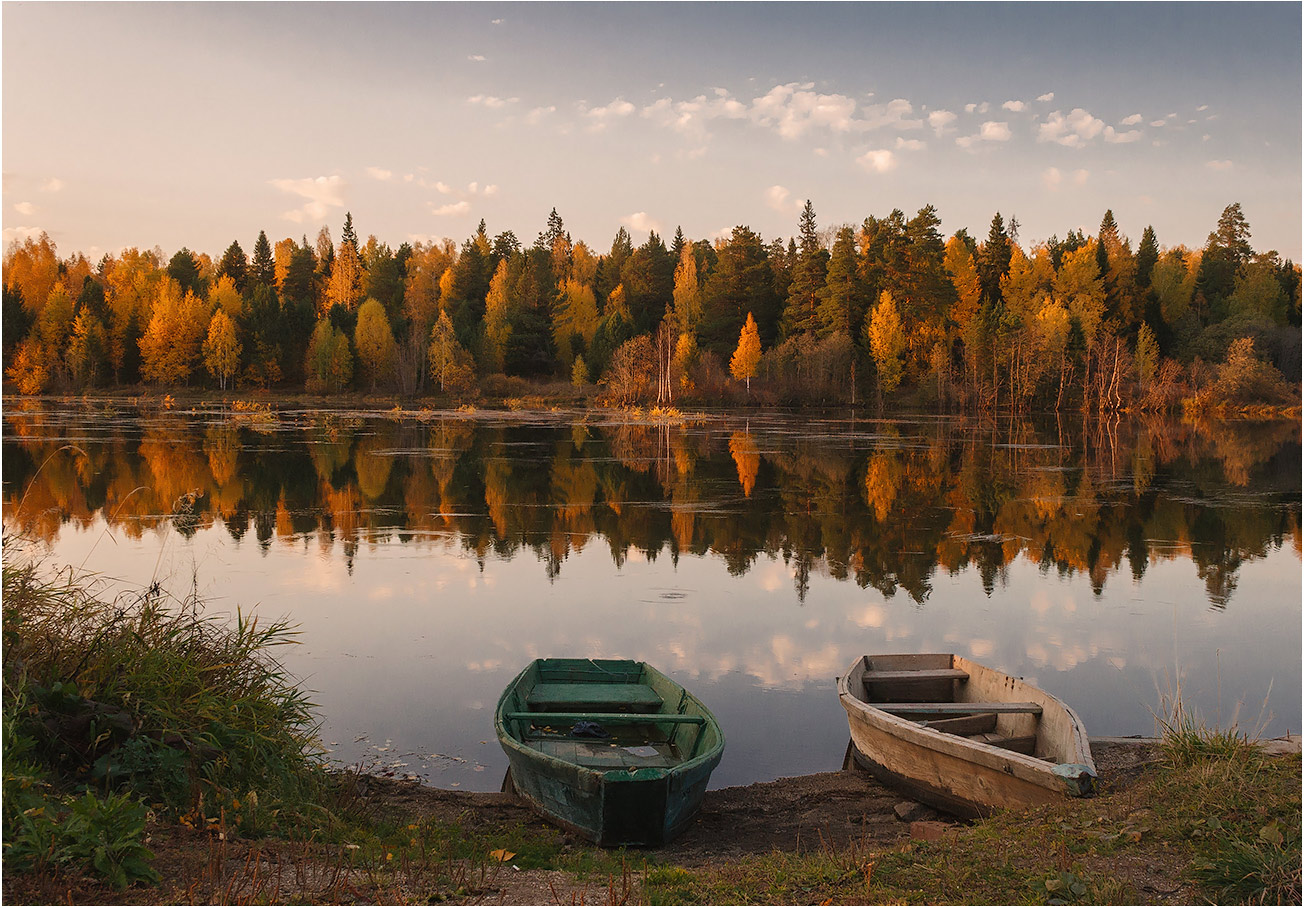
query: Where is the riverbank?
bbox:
[5,384,1301,422]
[5,736,1298,905]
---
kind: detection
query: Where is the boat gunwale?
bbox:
[837,654,1095,788]
[494,659,726,786]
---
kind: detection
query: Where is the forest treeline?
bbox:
[4,410,1298,607]
[3,202,1300,412]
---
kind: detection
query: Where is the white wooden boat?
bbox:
[838,654,1097,818]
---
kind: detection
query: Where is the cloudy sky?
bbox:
[4,2,1300,262]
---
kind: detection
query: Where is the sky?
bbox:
[3,2,1301,263]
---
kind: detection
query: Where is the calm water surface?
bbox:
[3,404,1299,790]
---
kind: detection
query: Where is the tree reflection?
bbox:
[3,408,1298,609]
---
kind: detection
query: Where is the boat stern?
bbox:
[1052,762,1098,797]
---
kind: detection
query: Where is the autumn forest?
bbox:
[3,203,1300,412]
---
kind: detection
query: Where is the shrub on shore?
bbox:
[2,554,330,886]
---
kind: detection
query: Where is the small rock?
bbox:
[910,820,955,842]
[1259,735,1301,756]
[894,800,929,822]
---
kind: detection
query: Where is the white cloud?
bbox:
[40,178,64,192]
[586,97,636,119]
[434,181,451,193]
[1119,113,1143,126]
[1002,100,1026,112]
[467,54,486,62]
[927,109,957,135]
[1037,108,1105,147]
[1196,104,1209,112]
[1036,92,1055,102]
[525,105,556,125]
[1104,126,1142,144]
[1072,169,1089,185]
[1202,134,1211,142]
[13,201,34,216]
[895,136,925,151]
[639,83,921,143]
[3,226,44,244]
[1042,167,1062,190]
[482,184,499,196]
[365,166,393,181]
[490,18,504,25]
[956,121,1010,149]
[964,102,989,114]
[468,95,517,108]
[431,200,472,216]
[620,211,662,234]
[856,149,896,173]
[270,174,346,223]
[764,185,798,212]
[751,83,861,138]
[1206,159,1234,171]
[1149,119,1167,128]
[812,147,828,157]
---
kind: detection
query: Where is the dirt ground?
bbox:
[363,738,1163,861]
[1,739,1169,906]
[349,738,1166,905]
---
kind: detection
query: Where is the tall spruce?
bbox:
[251,230,276,290]
[1136,226,1159,289]
[217,240,249,294]
[816,226,861,337]
[781,200,828,337]
[977,213,1012,305]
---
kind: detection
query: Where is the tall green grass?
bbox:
[3,551,335,885]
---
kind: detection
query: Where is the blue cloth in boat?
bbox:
[571,721,610,738]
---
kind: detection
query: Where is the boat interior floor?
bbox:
[529,737,681,770]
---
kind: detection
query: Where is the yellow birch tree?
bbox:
[866,290,906,393]
[202,309,242,390]
[729,312,762,394]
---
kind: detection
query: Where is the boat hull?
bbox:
[503,751,717,846]
[838,654,1096,818]
[496,659,724,847]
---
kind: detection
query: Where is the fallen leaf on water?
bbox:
[489,849,516,862]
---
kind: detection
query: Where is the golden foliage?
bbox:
[139,279,209,385]
[729,431,760,498]
[729,312,762,390]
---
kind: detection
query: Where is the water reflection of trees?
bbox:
[3,410,1298,607]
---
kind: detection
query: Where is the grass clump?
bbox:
[642,724,1298,905]
[2,553,334,887]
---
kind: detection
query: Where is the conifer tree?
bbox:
[817,226,860,337]
[251,230,277,290]
[781,200,828,337]
[217,240,248,294]
[1136,226,1159,289]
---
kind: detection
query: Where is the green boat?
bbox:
[494,658,724,846]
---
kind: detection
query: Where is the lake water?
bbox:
[3,403,1299,790]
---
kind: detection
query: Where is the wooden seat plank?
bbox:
[922,712,998,735]
[506,711,704,725]
[870,701,1043,716]
[526,683,663,712]
[864,669,969,683]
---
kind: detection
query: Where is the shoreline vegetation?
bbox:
[3,555,1300,904]
[4,202,1300,418]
